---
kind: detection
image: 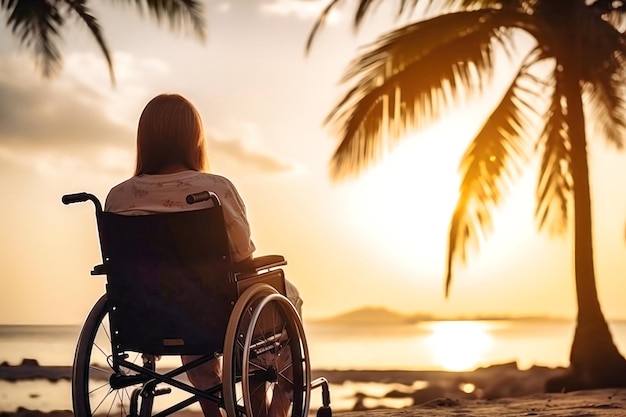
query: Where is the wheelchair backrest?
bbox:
[96,206,237,356]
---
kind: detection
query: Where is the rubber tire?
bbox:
[222,284,311,417]
[72,294,155,417]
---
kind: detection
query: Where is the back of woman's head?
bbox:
[135,93,208,175]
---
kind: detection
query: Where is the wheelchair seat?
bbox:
[62,191,331,417]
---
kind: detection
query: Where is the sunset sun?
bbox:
[425,321,494,371]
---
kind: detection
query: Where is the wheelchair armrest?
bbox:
[234,255,286,273]
[91,263,109,276]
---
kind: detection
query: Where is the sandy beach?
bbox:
[5,359,626,415]
[3,389,626,416]
[338,389,626,416]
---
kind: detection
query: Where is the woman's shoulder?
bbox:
[190,172,245,205]
[108,171,236,192]
[107,176,137,195]
[190,172,237,188]
[104,176,140,211]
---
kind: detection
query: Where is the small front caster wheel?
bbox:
[317,406,332,417]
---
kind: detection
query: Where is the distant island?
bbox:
[307,306,571,325]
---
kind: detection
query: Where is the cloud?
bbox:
[206,122,296,174]
[0,144,134,179]
[0,78,132,148]
[210,136,294,174]
[0,52,164,177]
[259,0,343,23]
[0,52,167,148]
[0,52,296,177]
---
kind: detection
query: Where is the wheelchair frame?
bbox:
[63,191,331,417]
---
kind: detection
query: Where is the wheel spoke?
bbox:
[88,382,113,398]
[92,342,111,362]
[73,296,159,417]
[91,387,115,415]
[99,321,112,343]
[277,365,294,386]
[116,389,128,417]
[223,287,312,417]
[249,360,267,372]
[89,364,113,376]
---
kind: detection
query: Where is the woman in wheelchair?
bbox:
[105,93,303,417]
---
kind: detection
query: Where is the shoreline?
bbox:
[0,360,72,382]
[1,359,581,414]
[0,359,566,383]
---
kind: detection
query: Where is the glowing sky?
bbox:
[1,1,626,325]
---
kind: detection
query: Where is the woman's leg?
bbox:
[249,379,270,417]
[246,279,303,417]
[250,354,291,417]
[267,343,293,417]
[268,385,291,417]
[182,355,222,417]
[264,279,302,417]
[284,280,303,316]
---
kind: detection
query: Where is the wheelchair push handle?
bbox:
[62,191,217,210]
[186,191,220,206]
[62,192,92,205]
[62,192,103,212]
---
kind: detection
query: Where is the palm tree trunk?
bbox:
[546,74,626,392]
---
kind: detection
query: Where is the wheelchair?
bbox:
[62,191,332,417]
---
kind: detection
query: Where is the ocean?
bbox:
[2,319,626,413]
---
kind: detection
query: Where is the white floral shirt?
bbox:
[104,170,256,262]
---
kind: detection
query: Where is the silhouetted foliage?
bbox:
[0,0,206,84]
[310,0,626,391]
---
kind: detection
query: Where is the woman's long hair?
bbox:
[135,93,208,175]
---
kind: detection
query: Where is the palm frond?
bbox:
[605,11,626,31]
[64,0,114,84]
[584,76,626,149]
[535,71,572,235]
[327,9,519,179]
[593,0,626,31]
[2,0,64,77]
[444,56,538,295]
[353,0,382,26]
[450,0,509,9]
[533,7,626,232]
[306,0,344,52]
[580,15,626,149]
[120,0,206,40]
[306,0,471,52]
[589,0,626,20]
[351,0,454,24]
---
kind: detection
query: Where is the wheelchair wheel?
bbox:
[72,294,155,417]
[223,284,311,417]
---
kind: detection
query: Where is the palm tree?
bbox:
[309,0,626,391]
[1,0,205,84]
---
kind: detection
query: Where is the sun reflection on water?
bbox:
[424,321,494,371]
